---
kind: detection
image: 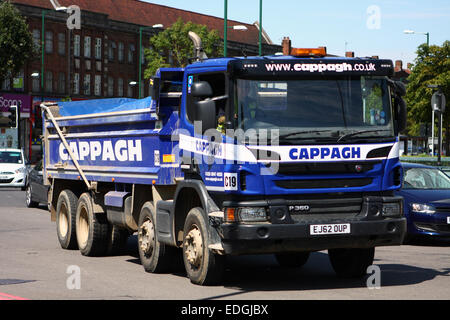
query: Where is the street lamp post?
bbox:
[139,24,163,99]
[259,0,262,56]
[405,29,431,153]
[224,25,248,57]
[41,10,46,92]
[403,29,430,46]
[223,1,248,57]
[224,0,228,57]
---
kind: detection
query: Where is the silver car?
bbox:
[0,149,27,190]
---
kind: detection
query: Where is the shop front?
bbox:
[0,93,32,160]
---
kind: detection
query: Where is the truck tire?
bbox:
[75,192,109,256]
[56,190,78,250]
[25,184,39,208]
[138,202,178,273]
[107,225,130,256]
[182,207,225,286]
[275,252,310,268]
[328,247,375,278]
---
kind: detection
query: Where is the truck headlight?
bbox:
[382,202,402,217]
[411,203,435,215]
[238,207,267,222]
[224,207,267,222]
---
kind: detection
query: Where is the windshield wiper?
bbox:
[278,129,334,140]
[337,129,392,142]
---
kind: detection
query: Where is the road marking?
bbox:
[0,292,28,300]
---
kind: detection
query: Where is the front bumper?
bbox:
[409,210,450,237]
[220,218,406,255]
[216,195,406,255]
[0,173,26,188]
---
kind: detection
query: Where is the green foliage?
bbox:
[0,1,34,81]
[144,18,223,78]
[405,41,450,136]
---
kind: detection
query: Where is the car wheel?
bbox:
[25,185,39,208]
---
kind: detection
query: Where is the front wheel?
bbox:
[328,247,375,278]
[182,207,224,286]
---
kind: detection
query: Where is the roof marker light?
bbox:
[290,47,327,57]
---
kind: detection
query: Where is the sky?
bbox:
[143,0,450,66]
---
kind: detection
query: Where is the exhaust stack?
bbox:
[188,31,208,61]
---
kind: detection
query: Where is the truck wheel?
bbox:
[328,247,375,278]
[138,202,178,273]
[75,192,109,256]
[182,207,224,286]
[107,225,130,256]
[275,252,310,268]
[56,190,78,250]
[25,184,39,208]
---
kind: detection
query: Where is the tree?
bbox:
[144,18,222,78]
[405,41,450,152]
[0,1,34,82]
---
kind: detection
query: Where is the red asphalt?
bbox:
[0,292,28,300]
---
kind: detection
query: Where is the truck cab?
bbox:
[149,51,407,283]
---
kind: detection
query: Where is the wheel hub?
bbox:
[139,220,155,255]
[58,204,69,238]
[184,227,203,268]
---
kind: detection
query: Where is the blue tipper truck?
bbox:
[42,35,408,285]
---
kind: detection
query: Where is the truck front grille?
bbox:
[276,161,380,176]
[288,197,363,223]
[275,178,373,189]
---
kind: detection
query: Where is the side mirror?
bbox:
[191,81,213,98]
[195,100,216,134]
[396,97,407,133]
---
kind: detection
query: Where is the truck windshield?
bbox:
[234,76,394,143]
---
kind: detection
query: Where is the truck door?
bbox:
[185,72,229,133]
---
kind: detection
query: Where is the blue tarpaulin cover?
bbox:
[58,97,153,116]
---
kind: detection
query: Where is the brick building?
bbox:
[3,0,280,161]
[10,0,279,100]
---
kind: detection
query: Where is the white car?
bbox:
[0,149,27,190]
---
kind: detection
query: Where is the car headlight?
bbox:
[15,167,26,174]
[411,203,436,215]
